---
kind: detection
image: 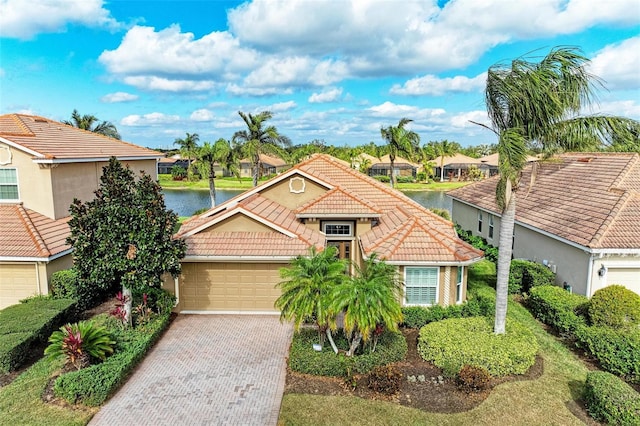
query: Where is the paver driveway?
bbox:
[90,315,293,426]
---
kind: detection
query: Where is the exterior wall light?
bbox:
[598,265,607,277]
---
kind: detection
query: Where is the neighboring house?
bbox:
[368,154,419,178]
[477,153,538,178]
[0,113,162,308]
[432,154,481,181]
[448,153,640,297]
[170,154,483,313]
[239,154,289,179]
[158,155,190,174]
[351,153,378,173]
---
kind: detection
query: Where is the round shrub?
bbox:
[589,285,640,329]
[456,364,491,393]
[575,325,640,383]
[367,365,403,394]
[584,371,640,426]
[288,328,407,377]
[418,317,538,377]
[50,269,79,299]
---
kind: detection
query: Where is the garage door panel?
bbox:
[607,268,640,295]
[0,264,38,309]
[180,262,283,312]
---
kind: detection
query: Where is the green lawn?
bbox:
[279,262,591,426]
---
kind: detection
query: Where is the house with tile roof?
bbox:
[169,154,483,313]
[0,113,162,308]
[448,153,640,297]
[368,154,421,179]
[239,154,289,179]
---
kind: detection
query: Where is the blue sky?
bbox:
[1,0,639,149]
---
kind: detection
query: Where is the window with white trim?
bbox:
[0,168,19,201]
[456,266,464,303]
[323,222,353,236]
[488,214,494,239]
[477,210,483,233]
[405,267,438,305]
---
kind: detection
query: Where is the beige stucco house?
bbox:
[170,154,483,314]
[448,153,640,297]
[0,113,162,308]
[239,154,289,179]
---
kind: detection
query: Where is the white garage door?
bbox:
[0,263,37,309]
[607,268,640,296]
[179,262,283,312]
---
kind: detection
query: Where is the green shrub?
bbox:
[50,269,79,299]
[401,299,493,329]
[367,365,403,394]
[589,285,640,330]
[171,165,187,180]
[395,176,414,183]
[456,364,491,393]
[429,208,451,221]
[45,321,115,370]
[373,175,390,183]
[131,286,176,315]
[527,285,587,335]
[417,317,538,377]
[575,326,640,383]
[0,298,77,373]
[288,329,407,377]
[455,226,498,264]
[584,371,640,425]
[509,260,555,294]
[467,283,497,315]
[53,312,171,406]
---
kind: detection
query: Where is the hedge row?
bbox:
[527,286,588,335]
[0,297,77,373]
[584,371,640,426]
[53,312,172,406]
[417,316,538,377]
[401,295,495,329]
[288,328,407,377]
[455,226,498,264]
[508,260,556,294]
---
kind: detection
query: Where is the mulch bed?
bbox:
[284,327,545,413]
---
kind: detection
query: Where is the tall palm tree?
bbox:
[232,111,291,187]
[483,46,639,334]
[173,133,200,180]
[196,138,240,208]
[431,140,458,181]
[380,118,420,188]
[275,246,347,353]
[63,109,121,139]
[330,254,403,356]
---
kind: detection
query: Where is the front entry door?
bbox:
[327,240,351,261]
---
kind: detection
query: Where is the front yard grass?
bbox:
[279,270,592,425]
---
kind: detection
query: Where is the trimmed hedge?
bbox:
[53,312,172,406]
[50,269,79,299]
[509,260,555,294]
[288,328,407,377]
[0,298,77,373]
[455,227,498,264]
[401,297,494,329]
[589,285,640,330]
[417,316,538,377]
[584,371,640,425]
[575,326,640,383]
[527,285,587,335]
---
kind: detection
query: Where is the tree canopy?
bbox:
[63,109,121,140]
[67,158,186,308]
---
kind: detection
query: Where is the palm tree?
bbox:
[173,133,200,180]
[232,111,291,187]
[482,46,640,335]
[430,140,458,181]
[330,254,403,356]
[196,139,240,208]
[275,246,347,353]
[63,109,121,139]
[380,118,420,188]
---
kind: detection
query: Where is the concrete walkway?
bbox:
[90,315,293,426]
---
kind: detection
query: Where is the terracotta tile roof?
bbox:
[0,114,161,161]
[185,232,314,257]
[295,187,382,217]
[239,154,288,167]
[0,204,70,258]
[433,153,481,166]
[448,152,640,249]
[181,154,482,263]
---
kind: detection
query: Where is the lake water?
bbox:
[164,188,452,217]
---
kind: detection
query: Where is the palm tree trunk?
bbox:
[326,328,338,354]
[208,167,216,208]
[252,154,260,187]
[390,158,395,188]
[440,158,445,181]
[346,332,362,357]
[494,192,516,334]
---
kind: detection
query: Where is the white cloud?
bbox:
[190,109,215,122]
[368,102,446,120]
[100,92,139,103]
[390,73,486,96]
[0,0,121,39]
[589,36,640,91]
[269,101,297,112]
[309,88,343,103]
[450,110,490,129]
[225,83,293,96]
[123,76,215,92]
[587,100,640,119]
[121,112,180,127]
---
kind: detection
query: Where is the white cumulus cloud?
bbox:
[589,36,640,91]
[190,109,216,122]
[100,92,139,103]
[309,88,343,103]
[0,0,121,39]
[121,112,180,127]
[390,73,487,96]
[123,76,215,92]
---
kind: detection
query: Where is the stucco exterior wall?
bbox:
[44,254,74,291]
[260,175,327,210]
[589,255,640,296]
[451,200,501,246]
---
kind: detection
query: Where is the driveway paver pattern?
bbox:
[89,315,293,426]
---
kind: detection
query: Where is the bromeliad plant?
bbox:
[110,291,130,327]
[45,321,116,370]
[133,293,155,326]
